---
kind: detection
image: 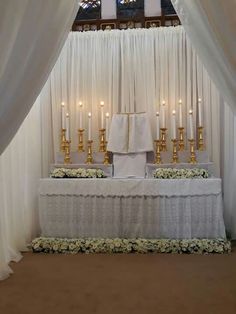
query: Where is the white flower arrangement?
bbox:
[51,168,106,179]
[31,237,231,255]
[153,168,209,179]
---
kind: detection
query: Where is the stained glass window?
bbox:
[76,0,101,20]
[117,0,144,20]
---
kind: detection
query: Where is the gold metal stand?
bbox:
[78,129,85,152]
[197,126,205,151]
[154,140,162,164]
[188,139,197,164]
[171,139,179,163]
[86,140,93,164]
[178,127,185,151]
[99,129,106,152]
[64,141,71,164]
[61,129,66,152]
[103,141,110,165]
[160,128,167,151]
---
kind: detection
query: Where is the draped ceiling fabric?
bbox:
[0,0,80,280]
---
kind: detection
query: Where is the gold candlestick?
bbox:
[64,140,71,164]
[188,139,197,164]
[160,128,167,151]
[99,129,106,152]
[60,129,66,152]
[198,126,205,151]
[78,128,85,152]
[178,127,185,151]
[86,140,93,164]
[154,140,162,164]
[171,139,179,163]
[103,141,110,165]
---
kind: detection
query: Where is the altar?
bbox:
[39,177,225,240]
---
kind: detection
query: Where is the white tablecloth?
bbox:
[39,178,226,239]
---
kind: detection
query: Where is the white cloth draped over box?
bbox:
[39,178,226,239]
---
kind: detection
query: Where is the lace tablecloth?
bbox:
[39,178,226,239]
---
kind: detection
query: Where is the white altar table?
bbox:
[39,178,226,239]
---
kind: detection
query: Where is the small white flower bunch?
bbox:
[153,168,209,179]
[51,168,106,178]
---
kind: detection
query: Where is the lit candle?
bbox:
[61,102,66,129]
[178,99,183,127]
[156,112,160,140]
[88,112,92,141]
[65,113,70,141]
[105,112,109,141]
[198,98,203,127]
[189,110,194,139]
[161,100,166,128]
[79,101,83,129]
[100,101,104,129]
[172,110,177,139]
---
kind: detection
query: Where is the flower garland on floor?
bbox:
[51,168,106,178]
[31,237,231,254]
[153,168,209,179]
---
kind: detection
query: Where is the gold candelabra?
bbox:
[99,129,106,152]
[78,129,85,152]
[61,129,66,152]
[160,128,167,151]
[86,140,93,164]
[197,126,205,151]
[171,139,179,163]
[103,141,110,165]
[64,140,71,164]
[188,139,197,164]
[178,127,185,151]
[154,140,162,164]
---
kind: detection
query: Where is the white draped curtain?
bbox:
[0,0,80,280]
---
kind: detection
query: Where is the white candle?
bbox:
[172,110,177,139]
[161,100,166,128]
[198,98,203,127]
[156,112,160,140]
[61,102,66,129]
[189,110,194,139]
[88,112,92,140]
[65,113,70,141]
[79,101,83,129]
[100,101,104,129]
[105,112,109,141]
[178,99,183,127]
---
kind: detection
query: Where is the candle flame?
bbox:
[79,101,83,107]
[106,112,109,118]
[61,102,65,107]
[162,100,166,105]
[198,98,202,102]
[172,110,176,115]
[100,101,104,107]
[189,109,193,115]
[156,111,159,116]
[179,99,182,104]
[66,113,69,117]
[88,112,92,117]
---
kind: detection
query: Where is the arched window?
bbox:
[76,0,101,20]
[117,0,144,20]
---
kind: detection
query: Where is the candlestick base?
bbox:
[178,127,185,151]
[60,129,66,152]
[78,129,85,152]
[160,128,167,151]
[86,140,93,164]
[198,127,205,151]
[64,140,71,164]
[99,129,106,152]
[171,139,179,163]
[103,141,110,165]
[154,140,162,164]
[188,139,197,164]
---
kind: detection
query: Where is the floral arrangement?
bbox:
[31,237,231,255]
[153,168,209,179]
[51,168,106,178]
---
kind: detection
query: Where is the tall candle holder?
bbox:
[60,129,66,152]
[154,140,162,164]
[160,128,167,151]
[103,141,110,165]
[86,140,93,164]
[171,139,179,163]
[64,140,71,164]
[178,127,185,151]
[197,127,205,151]
[188,139,197,164]
[78,128,85,152]
[99,129,106,152]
